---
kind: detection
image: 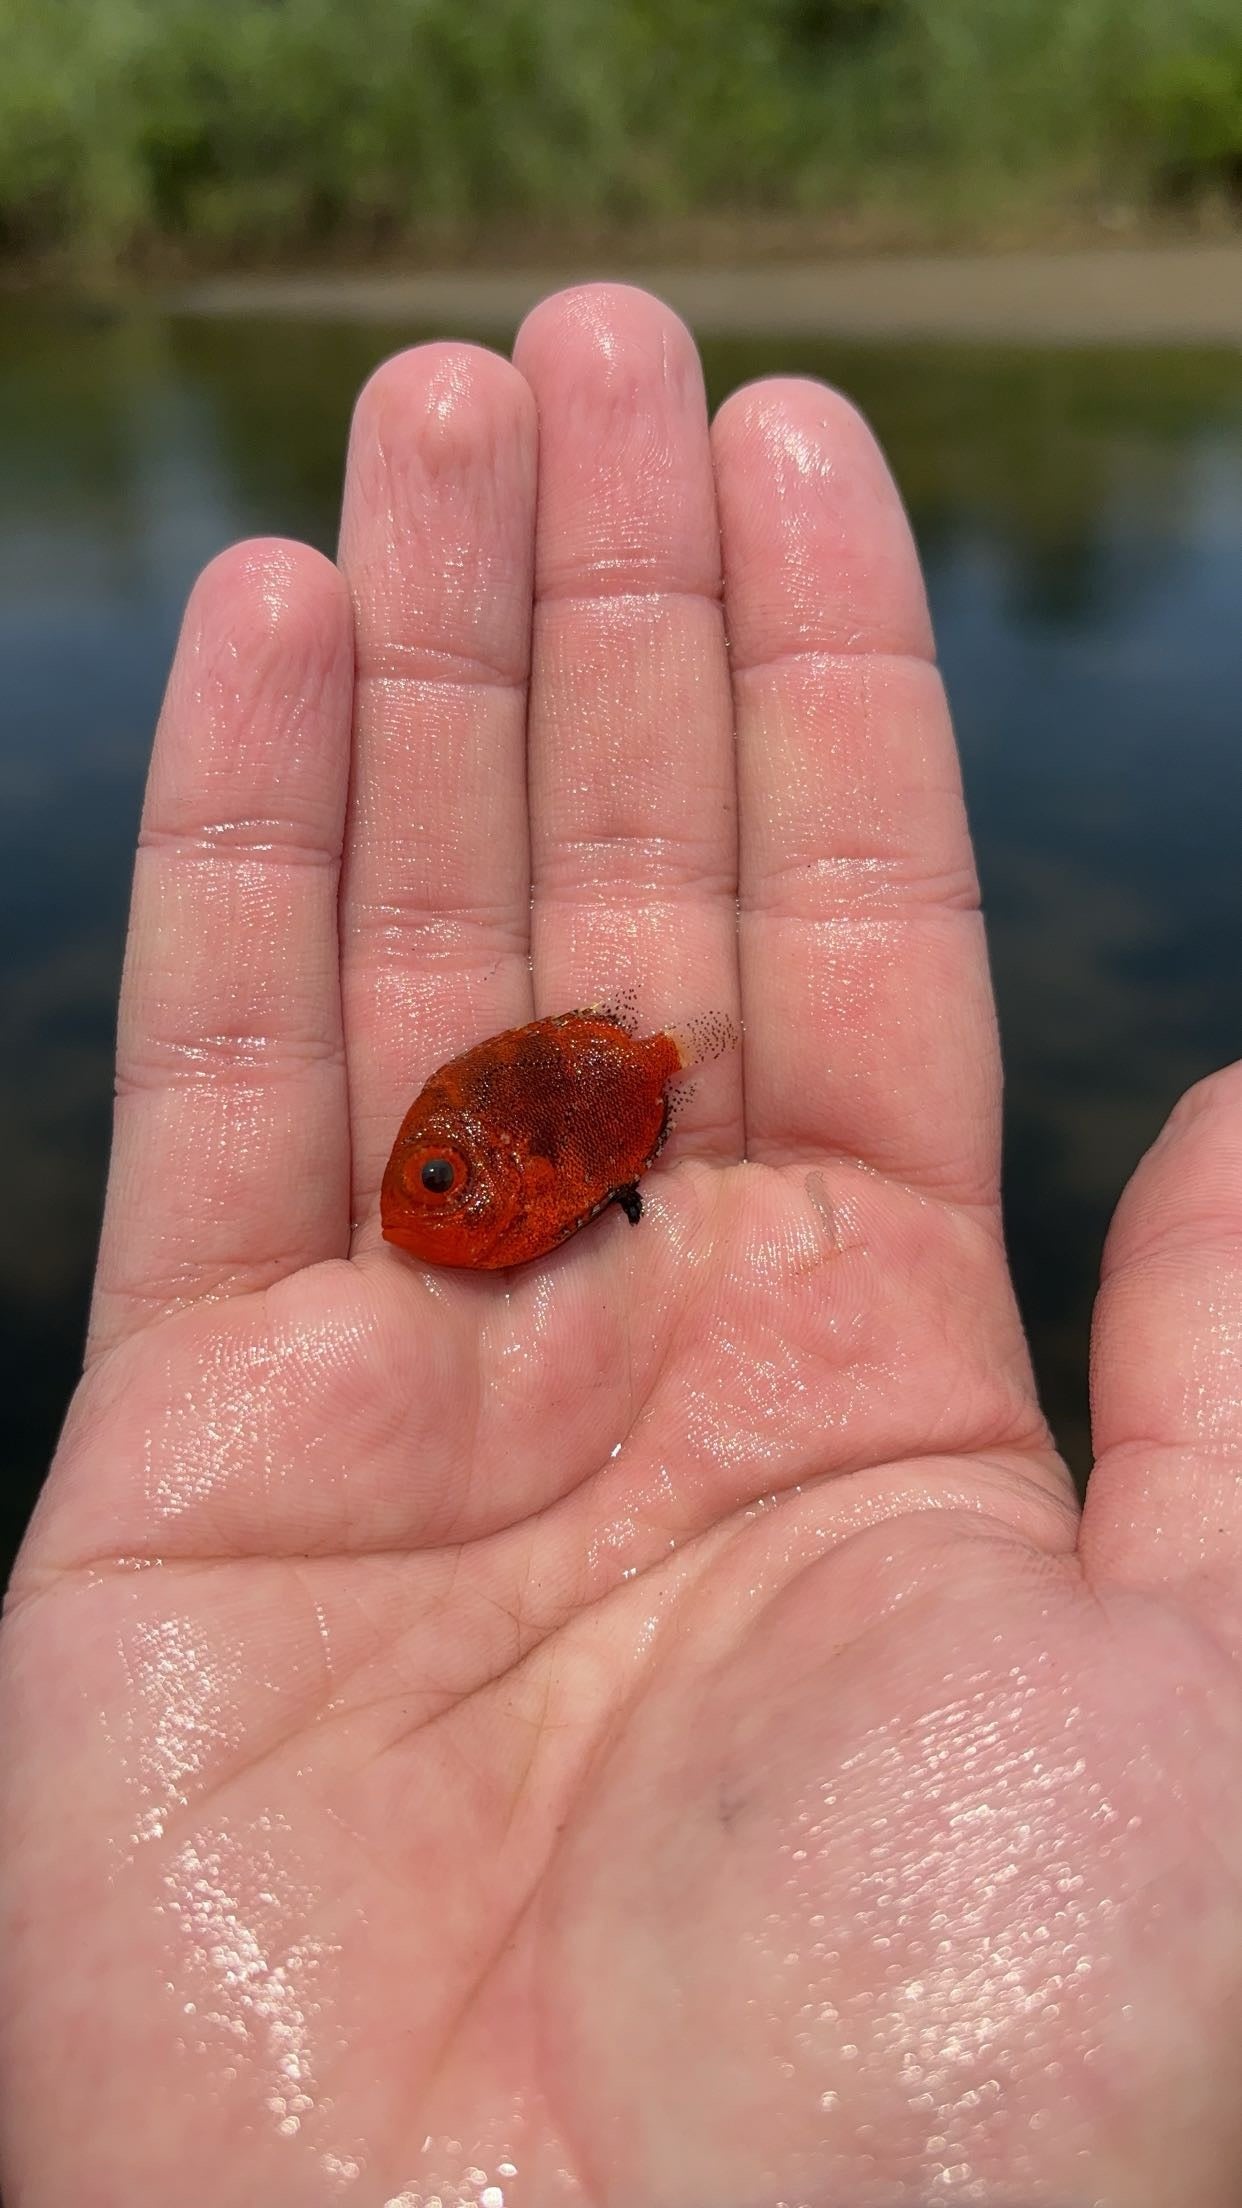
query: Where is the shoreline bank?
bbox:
[167,244,1242,346]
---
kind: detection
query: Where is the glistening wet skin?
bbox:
[4,313,1242,1570]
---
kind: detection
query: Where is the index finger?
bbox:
[714,379,1001,1210]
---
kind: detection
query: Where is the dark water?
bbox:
[3,307,1242,1575]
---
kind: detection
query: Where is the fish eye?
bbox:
[400,1141,470,1206]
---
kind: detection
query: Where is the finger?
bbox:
[513,285,741,1158]
[89,540,353,1361]
[337,344,538,1225]
[1082,1064,1242,1622]
[713,380,1001,1207]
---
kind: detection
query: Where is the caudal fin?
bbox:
[664,1010,740,1072]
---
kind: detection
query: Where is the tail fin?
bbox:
[664,1010,739,1072]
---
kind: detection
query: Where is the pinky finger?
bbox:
[88,540,354,1362]
[1082,1062,1242,1631]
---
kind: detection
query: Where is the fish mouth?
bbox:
[380,1212,509,1269]
[379,1214,428,1255]
[378,1189,468,1253]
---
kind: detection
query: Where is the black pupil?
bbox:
[420,1157,455,1194]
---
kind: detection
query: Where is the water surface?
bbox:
[4,307,1242,1573]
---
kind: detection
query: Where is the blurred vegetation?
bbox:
[2,0,1242,272]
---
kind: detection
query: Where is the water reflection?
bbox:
[3,308,1241,1571]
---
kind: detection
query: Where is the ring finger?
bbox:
[337,342,539,1234]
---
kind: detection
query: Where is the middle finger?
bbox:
[514,286,742,1159]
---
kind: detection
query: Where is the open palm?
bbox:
[5,284,1242,2208]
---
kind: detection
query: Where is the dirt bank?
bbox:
[171,243,1242,345]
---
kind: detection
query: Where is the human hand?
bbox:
[3,284,1242,2208]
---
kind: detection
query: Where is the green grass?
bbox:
[3,0,1242,273]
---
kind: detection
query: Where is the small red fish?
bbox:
[381,1006,734,1270]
